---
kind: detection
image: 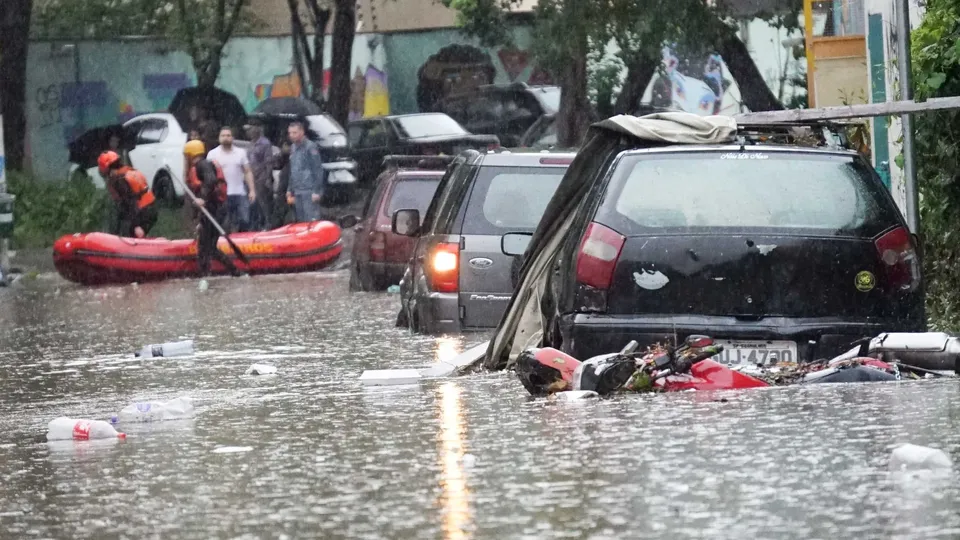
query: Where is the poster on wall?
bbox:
[644,43,741,116]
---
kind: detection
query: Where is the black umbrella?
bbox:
[252,97,324,117]
[168,86,248,132]
[67,124,134,169]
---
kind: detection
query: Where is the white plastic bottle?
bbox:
[135,340,194,358]
[112,397,195,423]
[47,417,126,441]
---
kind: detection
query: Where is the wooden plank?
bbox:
[734,96,960,124]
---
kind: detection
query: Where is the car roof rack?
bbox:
[382,155,455,170]
[735,119,863,150]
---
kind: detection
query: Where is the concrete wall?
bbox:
[25,35,389,181]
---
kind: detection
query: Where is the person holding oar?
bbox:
[183,140,248,278]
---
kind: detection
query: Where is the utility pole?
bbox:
[0,114,10,281]
[895,0,919,233]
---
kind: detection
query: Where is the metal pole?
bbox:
[895,0,919,233]
[0,115,8,279]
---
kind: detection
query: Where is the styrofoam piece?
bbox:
[891,443,953,472]
[359,369,422,386]
[245,363,278,376]
[552,390,599,401]
[449,341,489,368]
[419,363,456,378]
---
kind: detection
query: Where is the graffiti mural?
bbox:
[417,44,497,112]
[143,73,191,113]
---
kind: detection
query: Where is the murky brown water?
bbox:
[2,269,960,539]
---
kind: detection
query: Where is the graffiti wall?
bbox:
[382,28,553,114]
[25,35,389,180]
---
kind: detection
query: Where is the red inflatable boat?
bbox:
[53,221,343,285]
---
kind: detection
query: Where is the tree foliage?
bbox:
[912,0,960,330]
[33,0,259,88]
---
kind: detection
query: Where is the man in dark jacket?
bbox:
[285,121,326,222]
[183,140,243,277]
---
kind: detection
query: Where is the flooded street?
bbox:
[2,270,960,539]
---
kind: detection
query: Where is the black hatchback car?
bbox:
[483,114,924,371]
[347,113,500,187]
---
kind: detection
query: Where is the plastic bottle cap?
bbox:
[117,433,127,440]
[110,415,119,424]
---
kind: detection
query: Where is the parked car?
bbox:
[249,112,357,205]
[347,113,500,187]
[67,113,189,203]
[438,83,560,148]
[392,149,575,334]
[482,114,925,371]
[349,155,451,291]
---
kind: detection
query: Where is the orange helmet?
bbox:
[98,151,121,175]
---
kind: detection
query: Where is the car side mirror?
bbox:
[338,215,360,229]
[501,232,533,257]
[392,209,421,237]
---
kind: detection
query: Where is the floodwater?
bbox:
[2,269,960,539]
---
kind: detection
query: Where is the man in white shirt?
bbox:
[207,127,256,233]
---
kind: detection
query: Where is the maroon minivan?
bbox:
[349,156,451,291]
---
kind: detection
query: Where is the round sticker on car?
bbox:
[855,270,876,292]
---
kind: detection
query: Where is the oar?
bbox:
[171,172,251,267]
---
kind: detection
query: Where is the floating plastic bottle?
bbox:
[890,443,953,472]
[111,397,196,424]
[47,417,126,441]
[135,340,194,358]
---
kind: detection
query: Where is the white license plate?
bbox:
[711,340,798,366]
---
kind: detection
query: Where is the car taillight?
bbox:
[874,226,920,291]
[576,222,625,290]
[370,232,386,261]
[488,143,500,151]
[426,242,459,293]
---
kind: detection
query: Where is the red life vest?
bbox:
[107,166,155,209]
[187,160,228,204]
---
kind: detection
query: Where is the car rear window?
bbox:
[394,114,468,138]
[604,151,899,236]
[461,165,567,235]
[385,177,442,217]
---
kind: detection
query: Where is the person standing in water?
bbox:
[207,127,256,233]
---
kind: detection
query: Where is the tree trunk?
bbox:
[556,46,591,148]
[306,0,331,104]
[0,0,33,172]
[716,30,783,111]
[328,0,356,127]
[613,55,658,115]
[195,52,221,89]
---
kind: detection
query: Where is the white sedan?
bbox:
[69,113,188,201]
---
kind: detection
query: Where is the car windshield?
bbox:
[607,152,896,234]
[394,114,468,138]
[462,165,567,235]
[307,114,345,137]
[532,87,561,113]
[385,177,442,217]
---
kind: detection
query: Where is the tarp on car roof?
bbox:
[481,112,740,371]
[592,112,738,145]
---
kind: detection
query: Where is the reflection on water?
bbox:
[435,337,462,365]
[438,381,472,540]
[3,272,960,538]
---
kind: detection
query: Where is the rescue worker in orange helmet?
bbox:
[97,151,158,238]
[183,140,242,277]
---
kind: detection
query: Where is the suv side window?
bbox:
[430,163,477,235]
[363,171,393,218]
[348,124,364,146]
[421,156,470,235]
[359,120,389,148]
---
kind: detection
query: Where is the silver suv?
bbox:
[392,149,574,334]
